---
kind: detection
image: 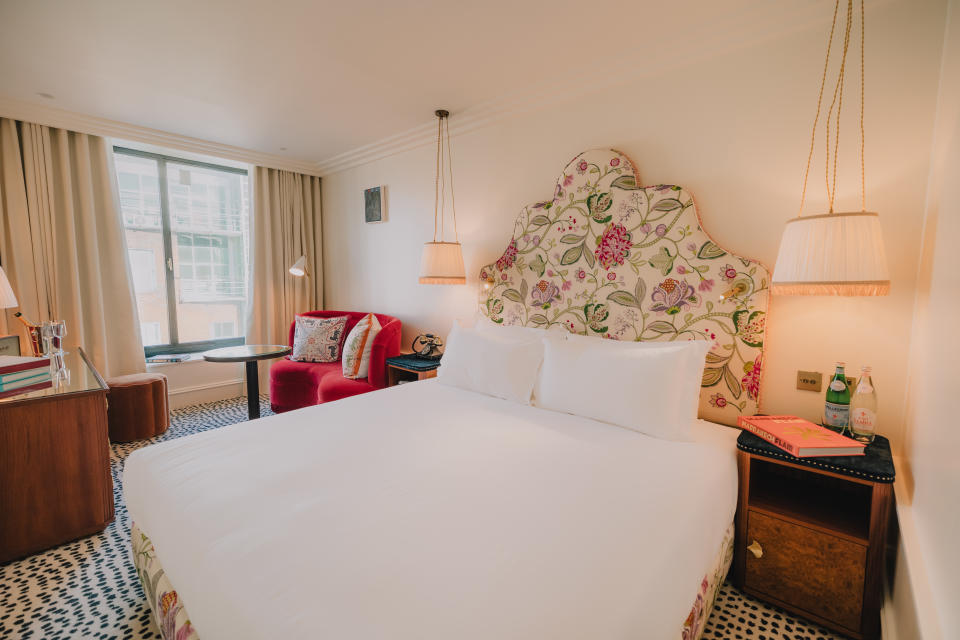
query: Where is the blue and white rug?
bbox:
[0,396,845,639]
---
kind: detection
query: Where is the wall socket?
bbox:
[796,370,823,392]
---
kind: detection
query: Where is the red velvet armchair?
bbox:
[269,310,402,413]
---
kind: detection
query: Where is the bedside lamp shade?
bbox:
[0,266,17,308]
[419,241,465,284]
[771,211,890,296]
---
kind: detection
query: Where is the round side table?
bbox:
[203,344,292,419]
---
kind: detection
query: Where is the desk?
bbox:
[0,348,112,563]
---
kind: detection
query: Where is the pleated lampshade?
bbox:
[771,211,890,296]
[419,241,466,284]
[0,266,18,308]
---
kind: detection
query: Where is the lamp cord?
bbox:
[824,0,853,213]
[798,0,865,216]
[444,115,460,242]
[798,0,839,217]
[431,111,459,243]
[433,115,441,242]
[860,0,867,211]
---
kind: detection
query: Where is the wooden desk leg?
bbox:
[246,360,260,420]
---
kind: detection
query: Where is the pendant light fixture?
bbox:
[419,109,466,284]
[771,0,889,296]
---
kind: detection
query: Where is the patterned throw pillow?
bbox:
[291,315,348,362]
[341,313,382,379]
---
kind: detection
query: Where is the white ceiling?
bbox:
[0,0,843,169]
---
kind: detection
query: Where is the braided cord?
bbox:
[798,0,840,217]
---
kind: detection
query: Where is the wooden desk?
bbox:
[0,348,113,563]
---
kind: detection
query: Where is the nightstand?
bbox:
[732,431,895,640]
[385,354,441,387]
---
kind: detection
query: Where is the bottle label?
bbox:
[824,401,849,427]
[829,380,847,392]
[850,408,877,433]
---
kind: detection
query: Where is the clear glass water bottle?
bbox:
[849,366,878,443]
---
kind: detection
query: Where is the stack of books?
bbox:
[738,415,865,457]
[0,355,53,399]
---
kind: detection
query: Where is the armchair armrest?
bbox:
[367,319,402,388]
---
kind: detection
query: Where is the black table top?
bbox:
[737,430,895,483]
[386,354,442,371]
[203,345,292,363]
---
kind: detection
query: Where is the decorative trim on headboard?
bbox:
[478,148,770,426]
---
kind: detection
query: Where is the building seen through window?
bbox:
[115,149,249,353]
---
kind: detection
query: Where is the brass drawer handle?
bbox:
[747,540,763,559]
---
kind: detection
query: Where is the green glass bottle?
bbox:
[824,362,851,433]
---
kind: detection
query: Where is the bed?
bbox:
[126,380,738,640]
[125,148,769,640]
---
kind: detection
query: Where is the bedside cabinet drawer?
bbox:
[745,510,867,632]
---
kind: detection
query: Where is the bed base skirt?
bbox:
[131,521,734,640]
[132,522,199,640]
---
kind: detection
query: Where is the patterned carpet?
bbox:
[0,396,847,640]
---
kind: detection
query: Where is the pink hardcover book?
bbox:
[737,415,865,457]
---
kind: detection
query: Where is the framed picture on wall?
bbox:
[0,334,21,357]
[364,185,386,224]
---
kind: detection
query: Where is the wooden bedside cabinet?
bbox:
[385,354,441,387]
[732,431,895,640]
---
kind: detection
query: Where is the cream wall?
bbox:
[899,0,960,635]
[322,0,947,453]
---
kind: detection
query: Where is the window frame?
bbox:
[114,146,249,357]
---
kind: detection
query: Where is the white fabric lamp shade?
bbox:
[772,211,890,296]
[419,241,465,284]
[0,266,18,308]
[288,255,307,277]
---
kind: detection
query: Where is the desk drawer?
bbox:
[745,510,866,632]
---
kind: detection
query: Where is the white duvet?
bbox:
[123,380,738,640]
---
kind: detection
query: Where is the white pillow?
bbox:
[437,323,544,404]
[341,313,382,379]
[535,335,710,441]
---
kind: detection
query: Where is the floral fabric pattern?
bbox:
[132,523,199,640]
[479,149,770,424]
[681,523,735,640]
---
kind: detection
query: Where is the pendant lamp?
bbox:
[771,0,889,296]
[419,109,465,284]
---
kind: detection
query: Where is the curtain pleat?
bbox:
[0,117,145,377]
[247,166,322,392]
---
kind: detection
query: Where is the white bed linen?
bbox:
[123,380,738,640]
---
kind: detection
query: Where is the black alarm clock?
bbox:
[411,334,443,360]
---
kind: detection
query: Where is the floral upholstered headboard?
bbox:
[478,149,769,426]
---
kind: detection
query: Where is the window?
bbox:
[210,321,236,339]
[140,322,162,346]
[115,148,250,355]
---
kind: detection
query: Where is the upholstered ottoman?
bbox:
[106,373,170,442]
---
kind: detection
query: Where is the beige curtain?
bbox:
[0,118,145,377]
[247,167,322,390]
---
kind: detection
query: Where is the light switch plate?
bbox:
[796,370,822,392]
